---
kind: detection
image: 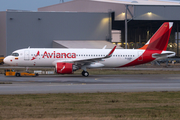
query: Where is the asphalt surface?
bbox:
[0,74,180,94]
[1,66,180,71]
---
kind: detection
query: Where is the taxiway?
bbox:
[0,74,180,94]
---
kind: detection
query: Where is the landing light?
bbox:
[148,12,152,15]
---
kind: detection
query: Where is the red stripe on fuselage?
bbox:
[119,50,162,67]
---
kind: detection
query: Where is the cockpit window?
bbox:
[12,53,19,57]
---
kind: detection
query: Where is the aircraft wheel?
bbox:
[16,73,21,77]
[82,71,89,77]
[81,71,85,76]
[35,73,39,77]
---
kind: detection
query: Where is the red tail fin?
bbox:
[139,22,173,51]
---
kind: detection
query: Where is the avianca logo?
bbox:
[60,66,66,72]
[31,51,40,60]
[42,51,76,58]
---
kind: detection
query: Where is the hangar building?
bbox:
[0,11,112,56]
[39,0,180,56]
[1,0,180,56]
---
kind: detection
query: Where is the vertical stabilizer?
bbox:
[139,22,173,51]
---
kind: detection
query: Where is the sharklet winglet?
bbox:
[104,46,116,58]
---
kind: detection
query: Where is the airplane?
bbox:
[4,22,175,77]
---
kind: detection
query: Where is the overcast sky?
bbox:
[0,0,72,11]
[0,0,179,11]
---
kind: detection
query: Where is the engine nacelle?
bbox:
[55,62,73,74]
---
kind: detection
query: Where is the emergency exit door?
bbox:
[24,50,30,60]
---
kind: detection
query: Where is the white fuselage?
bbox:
[4,48,175,68]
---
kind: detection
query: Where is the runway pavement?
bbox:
[0,74,180,94]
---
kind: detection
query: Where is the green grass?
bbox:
[0,92,180,120]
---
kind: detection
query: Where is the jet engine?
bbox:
[55,62,73,74]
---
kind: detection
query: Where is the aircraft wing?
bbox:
[52,46,116,66]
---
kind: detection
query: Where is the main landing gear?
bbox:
[82,70,89,77]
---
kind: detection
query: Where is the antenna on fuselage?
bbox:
[60,0,64,3]
[102,45,107,49]
[28,46,30,49]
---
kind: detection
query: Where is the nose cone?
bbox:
[3,56,12,65]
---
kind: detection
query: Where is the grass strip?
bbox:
[0,91,180,120]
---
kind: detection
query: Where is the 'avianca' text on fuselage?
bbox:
[3,22,176,77]
[42,51,76,59]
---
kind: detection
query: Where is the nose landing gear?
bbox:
[82,70,89,77]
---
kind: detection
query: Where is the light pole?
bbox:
[125,5,128,49]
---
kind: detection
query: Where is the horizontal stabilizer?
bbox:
[152,52,175,58]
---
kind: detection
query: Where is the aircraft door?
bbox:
[24,50,30,60]
[138,51,143,61]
